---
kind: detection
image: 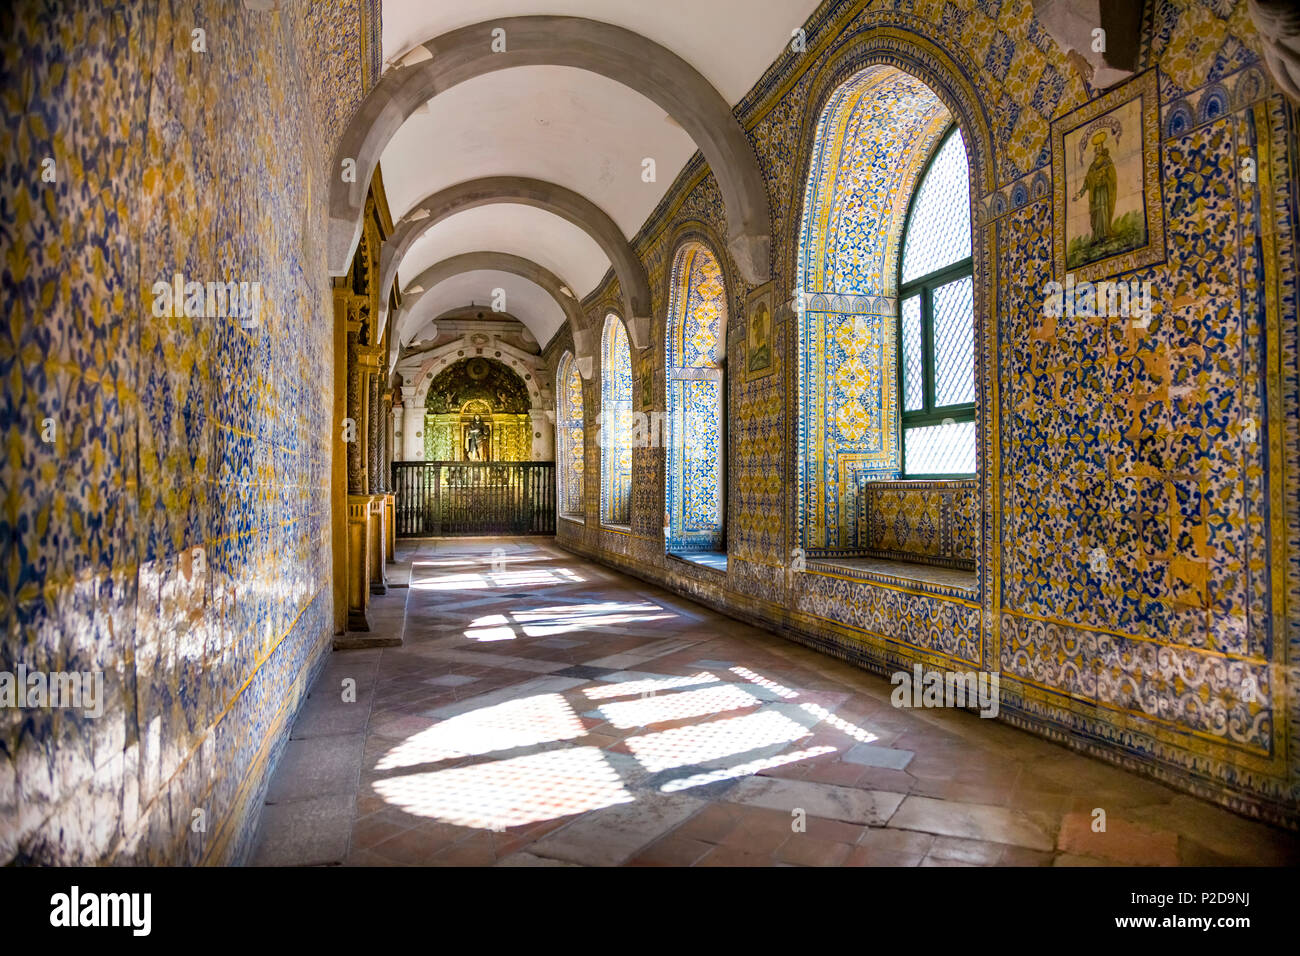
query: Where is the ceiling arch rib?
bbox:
[400,271,561,347]
[329,16,772,284]
[382,0,823,107]
[381,68,695,238]
[393,255,592,374]
[379,176,653,339]
[397,204,608,294]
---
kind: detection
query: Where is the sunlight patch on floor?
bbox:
[730,666,800,700]
[660,746,838,792]
[799,702,879,743]
[582,672,720,701]
[464,613,518,642]
[373,747,634,829]
[596,684,763,730]
[512,602,678,636]
[624,709,814,773]
[376,693,585,770]
[412,568,580,590]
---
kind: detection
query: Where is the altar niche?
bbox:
[422,357,535,462]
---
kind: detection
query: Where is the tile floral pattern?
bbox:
[859,481,978,567]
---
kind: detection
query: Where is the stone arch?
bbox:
[378,177,652,332]
[392,251,588,371]
[328,16,772,284]
[423,356,532,413]
[403,336,548,413]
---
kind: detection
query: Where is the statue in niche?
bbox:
[465,415,489,461]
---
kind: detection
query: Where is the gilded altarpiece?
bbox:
[421,357,535,461]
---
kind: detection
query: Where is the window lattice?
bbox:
[898,126,975,477]
[900,131,971,284]
[932,276,975,408]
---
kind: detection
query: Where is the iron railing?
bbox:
[391,461,556,537]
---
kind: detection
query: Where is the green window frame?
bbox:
[895,125,976,479]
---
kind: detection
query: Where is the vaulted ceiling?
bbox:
[373,0,823,353]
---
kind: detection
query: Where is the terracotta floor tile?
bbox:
[629,836,715,866]
[672,803,745,843]
[775,836,853,866]
[842,846,924,867]
[367,823,471,865]
[1057,812,1179,866]
[430,835,502,866]
[802,816,867,844]
[857,826,934,855]
[694,845,773,867]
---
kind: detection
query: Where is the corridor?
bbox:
[7,0,1300,879]
[252,539,1300,867]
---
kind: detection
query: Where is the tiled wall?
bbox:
[556,0,1300,825]
[0,0,365,864]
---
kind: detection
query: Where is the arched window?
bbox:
[665,241,725,551]
[600,313,633,525]
[796,65,958,550]
[897,126,975,476]
[556,352,584,517]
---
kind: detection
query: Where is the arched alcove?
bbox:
[664,240,726,551]
[600,313,633,525]
[796,65,977,554]
[556,351,585,517]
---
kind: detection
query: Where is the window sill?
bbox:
[868,477,978,488]
[559,513,584,526]
[807,556,976,597]
[667,550,728,573]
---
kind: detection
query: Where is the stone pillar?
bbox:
[391,405,405,463]
[384,493,396,562]
[368,372,382,494]
[402,385,424,461]
[346,495,372,630]
[346,331,365,495]
[369,495,387,594]
[531,409,554,461]
[380,388,393,493]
